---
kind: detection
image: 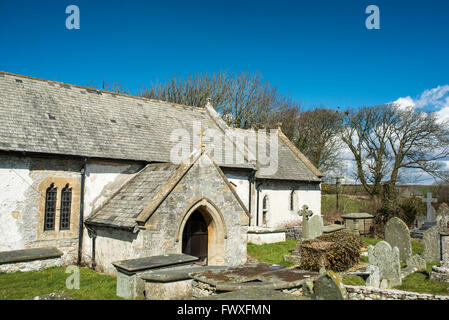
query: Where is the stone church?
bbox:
[0,71,322,275]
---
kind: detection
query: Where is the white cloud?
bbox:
[393,85,449,123]
[393,96,416,110]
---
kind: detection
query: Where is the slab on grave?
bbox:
[205,288,307,300]
[368,241,402,288]
[189,263,320,294]
[384,217,412,263]
[0,247,62,265]
[140,265,228,300]
[112,254,199,299]
[0,247,63,273]
[323,224,345,234]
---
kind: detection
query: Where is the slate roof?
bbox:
[85,151,250,229]
[0,71,320,181]
[85,163,179,229]
[231,128,321,182]
[0,71,250,168]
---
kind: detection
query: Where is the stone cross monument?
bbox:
[420,192,438,231]
[423,192,437,223]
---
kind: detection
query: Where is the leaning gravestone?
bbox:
[368,241,402,288]
[384,217,412,263]
[312,271,348,300]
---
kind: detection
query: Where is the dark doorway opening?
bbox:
[182,210,208,264]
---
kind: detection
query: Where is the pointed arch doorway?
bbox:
[182,210,208,263]
[177,198,227,266]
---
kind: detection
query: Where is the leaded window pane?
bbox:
[60,184,72,230]
[44,184,57,231]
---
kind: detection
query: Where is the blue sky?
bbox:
[0,0,448,183]
[0,0,448,110]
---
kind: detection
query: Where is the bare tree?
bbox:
[342,104,449,198]
[86,80,130,94]
[140,72,287,129]
[269,106,344,174]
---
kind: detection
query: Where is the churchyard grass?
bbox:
[411,240,423,255]
[395,262,449,295]
[0,266,122,300]
[247,239,298,267]
[342,275,366,286]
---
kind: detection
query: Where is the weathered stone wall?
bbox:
[0,257,62,273]
[92,155,249,275]
[0,154,144,267]
[0,154,82,264]
[285,226,302,241]
[345,285,449,300]
[257,181,321,229]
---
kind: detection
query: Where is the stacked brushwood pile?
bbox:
[299,231,362,272]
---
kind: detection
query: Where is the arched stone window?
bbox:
[44,184,57,231]
[289,190,298,211]
[262,195,269,227]
[60,184,72,230]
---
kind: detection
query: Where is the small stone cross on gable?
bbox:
[422,192,437,223]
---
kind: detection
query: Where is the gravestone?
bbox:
[423,203,449,263]
[406,254,426,272]
[301,206,323,240]
[421,192,438,231]
[368,241,401,288]
[423,225,440,262]
[312,271,348,300]
[384,217,412,263]
[430,232,449,282]
[365,265,380,288]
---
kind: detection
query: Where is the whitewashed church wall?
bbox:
[84,160,143,218]
[80,160,143,265]
[256,180,321,229]
[223,172,250,210]
[0,154,82,264]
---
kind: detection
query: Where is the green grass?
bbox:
[247,239,298,267]
[0,266,122,300]
[395,263,449,295]
[412,240,423,255]
[359,255,368,264]
[321,194,372,215]
[342,275,366,286]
